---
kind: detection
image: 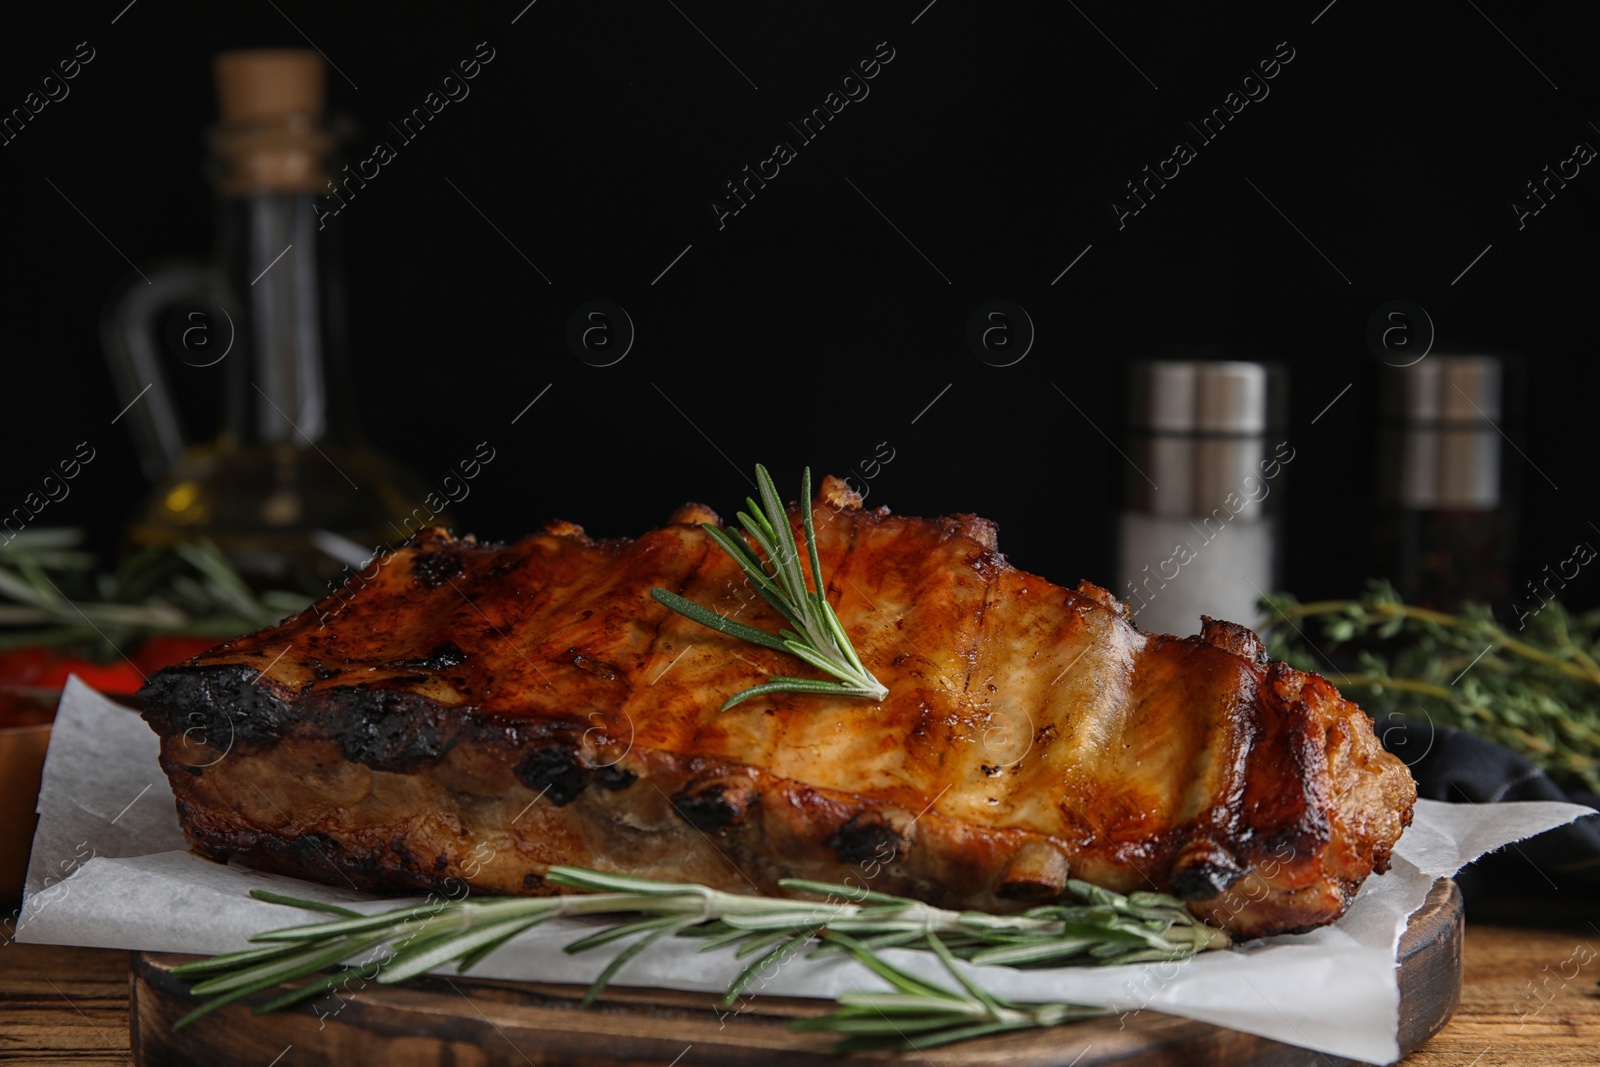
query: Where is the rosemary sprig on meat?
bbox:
[1259,580,1600,792]
[171,867,1228,1050]
[650,464,888,710]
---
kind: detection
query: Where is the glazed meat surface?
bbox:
[139,477,1415,937]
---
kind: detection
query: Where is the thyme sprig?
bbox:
[1259,580,1600,791]
[650,464,887,710]
[172,866,1228,1050]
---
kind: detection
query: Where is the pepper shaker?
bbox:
[1373,354,1517,611]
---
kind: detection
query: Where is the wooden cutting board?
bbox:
[130,879,1461,1066]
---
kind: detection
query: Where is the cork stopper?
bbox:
[210,49,331,196]
[215,50,325,125]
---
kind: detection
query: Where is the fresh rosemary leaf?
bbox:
[732,929,795,960]
[845,904,923,921]
[547,866,702,896]
[247,890,366,918]
[569,875,693,901]
[564,912,689,956]
[808,929,926,956]
[171,982,275,1030]
[250,960,385,1015]
[1128,890,1182,908]
[168,942,312,979]
[778,638,874,687]
[903,1019,1047,1050]
[457,916,555,975]
[800,470,827,590]
[820,932,953,999]
[380,915,548,984]
[647,589,789,652]
[720,678,878,710]
[831,992,984,1015]
[649,464,888,710]
[701,525,795,617]
[964,940,1099,967]
[777,878,909,905]
[248,901,450,943]
[724,928,818,1006]
[690,924,759,954]
[925,934,1004,1015]
[187,935,382,996]
[800,1014,981,1037]
[1108,946,1206,964]
[580,919,699,1008]
[174,933,390,1028]
[1066,879,1120,906]
[798,933,1111,1052]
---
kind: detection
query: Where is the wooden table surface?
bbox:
[3,922,1597,1066]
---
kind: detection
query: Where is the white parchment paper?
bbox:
[18,677,1597,1064]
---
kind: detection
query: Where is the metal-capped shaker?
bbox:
[1116,360,1288,636]
[1374,354,1515,609]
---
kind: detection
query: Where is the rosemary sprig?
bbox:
[650,464,887,710]
[1259,580,1600,792]
[795,934,1108,1052]
[0,529,307,653]
[172,866,1228,1049]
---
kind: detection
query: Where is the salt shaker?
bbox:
[1116,360,1289,636]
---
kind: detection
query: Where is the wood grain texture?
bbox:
[7,882,1595,1065]
[1396,911,1600,1067]
[0,941,132,1065]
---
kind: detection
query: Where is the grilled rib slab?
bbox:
[139,476,1415,937]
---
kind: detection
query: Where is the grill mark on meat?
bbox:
[670,779,754,831]
[396,641,469,671]
[326,687,455,772]
[594,764,637,790]
[1170,857,1244,899]
[825,809,907,864]
[571,653,620,680]
[514,744,587,806]
[140,662,292,748]
[961,553,1002,696]
[412,547,469,589]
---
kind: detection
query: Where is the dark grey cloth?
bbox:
[1381,721,1600,891]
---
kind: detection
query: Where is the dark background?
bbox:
[3,0,1597,612]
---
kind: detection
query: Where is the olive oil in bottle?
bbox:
[105,51,441,585]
